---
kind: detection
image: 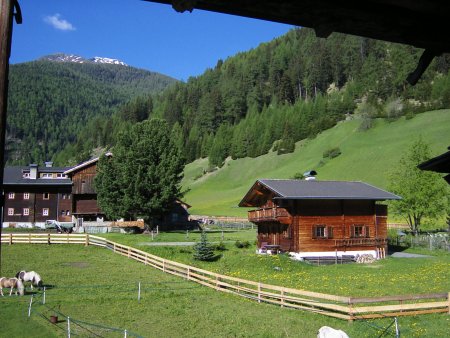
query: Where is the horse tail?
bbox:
[16,279,24,296]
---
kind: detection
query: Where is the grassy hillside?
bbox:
[182,109,450,217]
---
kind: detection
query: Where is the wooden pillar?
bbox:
[0,0,21,274]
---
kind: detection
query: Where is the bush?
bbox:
[235,240,250,248]
[215,242,227,251]
[322,147,342,159]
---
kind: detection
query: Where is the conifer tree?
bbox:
[193,232,216,261]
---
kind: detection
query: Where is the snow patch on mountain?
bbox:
[41,53,127,66]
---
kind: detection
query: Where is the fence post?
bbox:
[9,233,12,245]
[138,282,141,303]
[258,283,261,303]
[28,295,33,317]
[43,287,46,304]
[85,234,89,247]
[67,316,71,338]
[448,292,450,314]
[394,317,400,338]
[124,329,127,338]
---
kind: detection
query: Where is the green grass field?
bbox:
[1,239,449,337]
[182,109,450,217]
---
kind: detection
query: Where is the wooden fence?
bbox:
[2,233,449,320]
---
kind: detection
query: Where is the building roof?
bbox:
[239,179,401,207]
[146,1,450,84]
[418,146,450,184]
[3,166,72,186]
[418,147,450,173]
[63,157,100,175]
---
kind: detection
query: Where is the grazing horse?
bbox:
[0,277,24,296]
[317,326,350,338]
[15,270,43,290]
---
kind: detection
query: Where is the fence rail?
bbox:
[2,233,449,321]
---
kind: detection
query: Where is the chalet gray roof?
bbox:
[3,166,72,186]
[259,179,401,201]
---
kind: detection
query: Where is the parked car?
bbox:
[45,220,74,233]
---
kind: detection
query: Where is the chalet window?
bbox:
[41,173,52,178]
[352,225,369,238]
[8,192,14,199]
[8,208,14,216]
[43,193,50,200]
[56,173,66,178]
[24,193,30,200]
[43,208,49,216]
[312,225,333,239]
[283,225,292,239]
[61,210,65,216]
[66,210,70,216]
[23,172,30,178]
[23,208,30,216]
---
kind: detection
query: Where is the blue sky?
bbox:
[10,0,293,81]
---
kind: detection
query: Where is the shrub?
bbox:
[235,240,250,248]
[322,147,342,159]
[215,242,227,251]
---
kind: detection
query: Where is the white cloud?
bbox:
[44,14,76,31]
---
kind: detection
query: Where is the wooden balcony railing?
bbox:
[334,238,387,247]
[248,207,289,222]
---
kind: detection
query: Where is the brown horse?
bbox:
[0,277,24,296]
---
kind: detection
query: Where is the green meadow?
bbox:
[1,239,449,337]
[182,109,450,217]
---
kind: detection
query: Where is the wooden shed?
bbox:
[239,179,401,260]
[64,157,105,223]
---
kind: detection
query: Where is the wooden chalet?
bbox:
[239,179,401,259]
[2,163,73,227]
[63,157,105,224]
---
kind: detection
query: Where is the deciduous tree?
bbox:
[388,139,449,234]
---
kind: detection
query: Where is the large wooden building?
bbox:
[239,179,401,259]
[63,157,104,224]
[2,163,73,227]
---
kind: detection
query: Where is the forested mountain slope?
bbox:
[181,109,450,217]
[6,58,177,165]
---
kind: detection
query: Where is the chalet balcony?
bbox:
[248,207,290,223]
[334,238,387,247]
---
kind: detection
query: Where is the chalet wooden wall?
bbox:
[71,164,97,194]
[255,199,388,254]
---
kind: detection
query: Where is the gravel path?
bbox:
[390,252,432,258]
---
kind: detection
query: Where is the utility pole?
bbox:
[0,0,22,274]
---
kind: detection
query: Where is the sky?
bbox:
[10,0,293,81]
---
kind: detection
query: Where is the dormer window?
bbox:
[41,173,52,178]
[23,172,30,178]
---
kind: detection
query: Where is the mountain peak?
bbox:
[40,53,127,66]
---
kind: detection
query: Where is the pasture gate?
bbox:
[2,233,449,321]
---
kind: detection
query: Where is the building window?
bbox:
[23,172,30,178]
[24,193,30,200]
[8,208,14,216]
[8,192,14,199]
[282,225,292,239]
[56,173,66,178]
[43,193,50,200]
[41,173,52,178]
[312,225,333,239]
[66,210,70,216]
[43,208,49,216]
[23,208,30,216]
[352,225,369,238]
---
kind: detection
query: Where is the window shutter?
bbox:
[312,226,317,239]
[365,225,370,238]
[327,227,333,239]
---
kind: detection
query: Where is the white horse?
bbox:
[15,270,43,290]
[0,277,24,296]
[317,326,350,338]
